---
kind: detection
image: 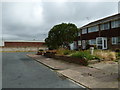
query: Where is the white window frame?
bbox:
[78,40,81,45]
[100,22,110,30]
[112,37,117,45]
[111,20,120,28]
[96,37,107,49]
[89,39,96,45]
[82,28,87,34]
[88,25,98,33]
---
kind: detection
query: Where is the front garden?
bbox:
[37,48,119,66]
[39,22,119,66]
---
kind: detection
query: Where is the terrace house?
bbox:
[77,13,120,50]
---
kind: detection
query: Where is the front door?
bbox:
[96,37,107,49]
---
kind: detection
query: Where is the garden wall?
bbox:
[44,53,88,66]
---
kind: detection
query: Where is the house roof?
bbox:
[80,13,120,29]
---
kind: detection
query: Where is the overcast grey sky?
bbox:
[1,0,119,41]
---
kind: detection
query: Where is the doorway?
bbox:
[96,37,107,49]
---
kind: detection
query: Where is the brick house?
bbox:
[76,13,120,50]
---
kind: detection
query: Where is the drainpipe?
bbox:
[98,24,101,49]
[98,24,101,37]
[76,28,79,50]
[108,21,112,50]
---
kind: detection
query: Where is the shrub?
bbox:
[56,48,75,55]
[63,50,70,55]
[117,52,120,57]
[71,51,98,60]
[115,48,120,52]
[56,48,65,55]
[94,50,116,61]
[116,52,120,60]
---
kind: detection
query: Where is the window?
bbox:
[111,20,120,28]
[100,22,110,30]
[82,28,87,34]
[97,37,102,44]
[78,40,81,45]
[112,37,120,45]
[112,37,117,44]
[88,25,98,33]
[78,32,81,36]
[89,39,96,45]
[116,37,120,44]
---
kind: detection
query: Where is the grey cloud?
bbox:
[2,2,118,41]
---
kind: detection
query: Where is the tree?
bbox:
[45,23,78,49]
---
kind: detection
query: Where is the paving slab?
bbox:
[58,66,118,88]
[88,61,118,73]
[27,54,80,70]
[27,54,119,88]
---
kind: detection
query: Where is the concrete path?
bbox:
[27,54,119,89]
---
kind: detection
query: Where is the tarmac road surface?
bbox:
[2,52,85,88]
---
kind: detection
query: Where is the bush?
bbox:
[63,50,70,55]
[115,48,120,52]
[44,51,55,58]
[117,52,120,57]
[71,51,98,60]
[117,52,120,60]
[56,48,75,55]
[94,50,116,61]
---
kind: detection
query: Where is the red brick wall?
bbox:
[4,42,45,47]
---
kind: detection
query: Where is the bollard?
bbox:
[90,47,94,55]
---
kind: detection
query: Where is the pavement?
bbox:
[27,54,119,89]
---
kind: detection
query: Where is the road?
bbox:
[2,52,84,88]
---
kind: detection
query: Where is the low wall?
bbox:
[0,47,47,52]
[54,55,88,66]
[44,53,88,66]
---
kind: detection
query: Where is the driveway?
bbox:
[2,52,84,88]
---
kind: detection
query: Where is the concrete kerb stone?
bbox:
[27,54,62,70]
[55,70,89,89]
